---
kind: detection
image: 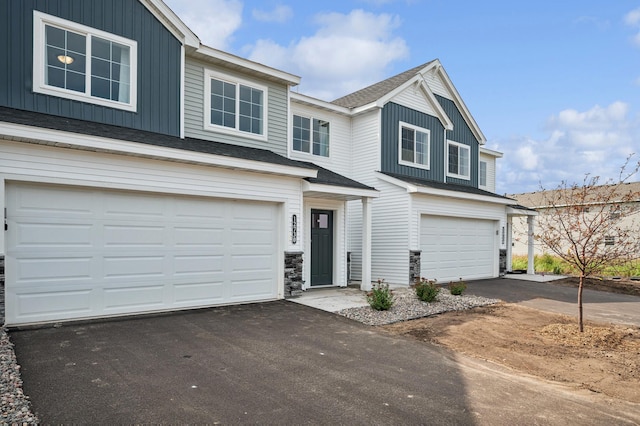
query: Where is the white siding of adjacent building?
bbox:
[184,58,289,156]
[289,102,351,177]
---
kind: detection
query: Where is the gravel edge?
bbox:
[336,288,500,326]
[1,327,39,424]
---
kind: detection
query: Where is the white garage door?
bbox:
[5,183,280,326]
[420,215,496,283]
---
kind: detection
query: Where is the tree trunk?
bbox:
[578,273,584,332]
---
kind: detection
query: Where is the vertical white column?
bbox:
[360,197,372,291]
[527,215,535,275]
[506,217,513,272]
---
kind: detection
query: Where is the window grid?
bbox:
[292,115,330,157]
[448,141,470,179]
[35,12,137,111]
[209,77,265,136]
[399,123,429,168]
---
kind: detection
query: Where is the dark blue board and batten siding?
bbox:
[380,102,446,182]
[0,0,181,136]
[435,94,479,188]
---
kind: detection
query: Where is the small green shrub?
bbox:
[367,279,394,311]
[448,279,467,296]
[412,277,440,303]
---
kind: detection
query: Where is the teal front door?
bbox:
[311,209,333,286]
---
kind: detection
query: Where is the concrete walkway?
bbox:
[291,275,640,327]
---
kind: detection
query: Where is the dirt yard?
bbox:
[382,278,640,404]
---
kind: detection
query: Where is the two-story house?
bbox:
[292,61,536,286]
[0,0,376,326]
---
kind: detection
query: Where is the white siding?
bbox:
[346,110,380,280]
[350,110,380,185]
[479,152,497,193]
[184,58,289,156]
[0,140,303,254]
[290,102,351,177]
[370,180,410,285]
[390,84,437,116]
[423,71,450,99]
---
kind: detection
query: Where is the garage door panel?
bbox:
[174,227,224,247]
[174,255,224,276]
[104,193,166,219]
[12,186,94,218]
[14,256,93,283]
[103,255,166,279]
[13,289,93,319]
[173,281,225,305]
[6,183,280,325]
[103,285,165,311]
[14,222,93,248]
[420,215,496,282]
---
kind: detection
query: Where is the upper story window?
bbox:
[205,70,267,139]
[33,11,137,112]
[292,115,330,157]
[398,122,430,169]
[479,161,487,187]
[447,140,470,180]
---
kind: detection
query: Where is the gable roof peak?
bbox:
[331,60,439,108]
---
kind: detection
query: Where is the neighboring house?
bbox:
[0,0,376,327]
[509,182,640,258]
[292,61,536,286]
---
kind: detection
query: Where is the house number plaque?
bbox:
[291,214,297,244]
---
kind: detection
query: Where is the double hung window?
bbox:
[447,140,470,179]
[33,11,137,111]
[398,122,430,169]
[206,71,267,138]
[292,115,330,157]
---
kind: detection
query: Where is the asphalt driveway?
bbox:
[466,277,640,326]
[10,300,640,424]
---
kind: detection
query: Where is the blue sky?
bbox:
[164,0,640,194]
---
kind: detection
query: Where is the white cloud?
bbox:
[252,5,293,23]
[624,8,640,26]
[165,0,243,50]
[244,9,409,100]
[625,8,640,47]
[495,102,639,195]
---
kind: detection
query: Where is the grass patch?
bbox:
[512,254,640,277]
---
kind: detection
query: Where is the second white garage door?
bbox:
[6,183,280,326]
[420,215,496,283]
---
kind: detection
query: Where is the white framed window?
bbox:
[33,11,137,111]
[479,161,487,187]
[204,70,268,139]
[292,115,330,157]
[447,140,470,180]
[398,122,430,169]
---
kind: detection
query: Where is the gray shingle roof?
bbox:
[303,162,376,191]
[380,172,513,201]
[0,106,313,169]
[331,61,435,108]
[0,107,375,192]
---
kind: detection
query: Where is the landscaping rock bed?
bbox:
[0,328,38,424]
[337,287,499,326]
